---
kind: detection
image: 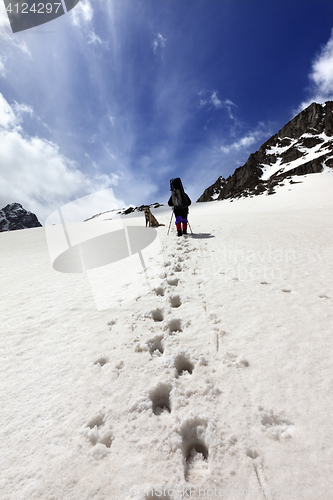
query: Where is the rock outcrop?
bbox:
[198,101,333,202]
[197,176,226,203]
[0,203,42,232]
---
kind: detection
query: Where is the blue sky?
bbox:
[1,0,333,222]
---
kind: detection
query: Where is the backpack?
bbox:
[170,178,188,209]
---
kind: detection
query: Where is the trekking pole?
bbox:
[167,211,173,235]
[188,220,193,235]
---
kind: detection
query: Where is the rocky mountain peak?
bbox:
[198,101,333,202]
[0,203,42,232]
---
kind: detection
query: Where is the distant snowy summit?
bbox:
[84,202,163,221]
[0,203,42,232]
[198,101,333,202]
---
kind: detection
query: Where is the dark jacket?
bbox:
[168,193,191,217]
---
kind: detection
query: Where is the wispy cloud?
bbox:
[0,3,31,47]
[0,2,32,65]
[199,90,222,109]
[152,33,167,53]
[298,29,333,111]
[217,124,270,155]
[0,55,6,77]
[198,90,236,113]
[12,102,33,121]
[198,89,232,109]
[88,31,102,44]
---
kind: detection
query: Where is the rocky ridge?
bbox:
[0,203,42,232]
[197,101,333,202]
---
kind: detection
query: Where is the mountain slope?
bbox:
[198,101,333,202]
[1,175,333,499]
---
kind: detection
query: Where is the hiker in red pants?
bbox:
[168,178,191,236]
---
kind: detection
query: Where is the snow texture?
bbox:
[1,172,333,499]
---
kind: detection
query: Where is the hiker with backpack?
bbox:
[168,178,191,236]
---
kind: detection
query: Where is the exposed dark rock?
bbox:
[0,203,42,232]
[299,136,324,149]
[197,176,226,202]
[276,155,326,177]
[197,101,333,202]
[280,147,304,165]
[280,137,292,148]
[123,207,135,215]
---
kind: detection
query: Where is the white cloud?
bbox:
[152,33,167,53]
[0,94,17,128]
[311,32,333,95]
[298,29,333,111]
[0,94,119,223]
[71,0,93,27]
[218,126,269,155]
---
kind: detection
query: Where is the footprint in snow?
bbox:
[166,277,179,287]
[169,294,182,308]
[150,308,164,322]
[167,318,182,333]
[148,335,164,356]
[180,418,209,483]
[154,286,165,296]
[259,408,294,441]
[94,357,109,367]
[149,382,172,416]
[174,354,194,377]
[83,414,113,452]
[87,414,104,429]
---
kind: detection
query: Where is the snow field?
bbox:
[1,172,333,499]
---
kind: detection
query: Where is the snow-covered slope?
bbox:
[1,172,333,500]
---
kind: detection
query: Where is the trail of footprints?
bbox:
[83,236,294,496]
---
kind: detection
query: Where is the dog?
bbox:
[143,207,164,227]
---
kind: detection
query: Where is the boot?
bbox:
[177,230,183,237]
